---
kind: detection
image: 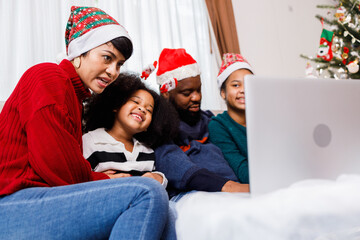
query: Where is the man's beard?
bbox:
[170,99,201,126]
[176,107,201,126]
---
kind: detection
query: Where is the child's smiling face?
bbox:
[221,69,252,112]
[114,89,154,136]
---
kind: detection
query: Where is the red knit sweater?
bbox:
[0,60,109,196]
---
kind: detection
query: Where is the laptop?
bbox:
[244,75,360,195]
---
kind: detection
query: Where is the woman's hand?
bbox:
[103,170,132,179]
[142,172,163,184]
[221,180,249,193]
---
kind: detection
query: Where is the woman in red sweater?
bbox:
[0,6,169,240]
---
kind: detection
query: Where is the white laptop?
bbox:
[244,75,360,195]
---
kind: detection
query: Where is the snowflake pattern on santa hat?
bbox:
[65,6,131,60]
[217,53,253,89]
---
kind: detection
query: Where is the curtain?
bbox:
[205,0,240,56]
[0,0,96,100]
[0,0,224,110]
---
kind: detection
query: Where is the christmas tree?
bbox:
[301,0,360,79]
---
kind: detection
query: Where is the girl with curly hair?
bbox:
[83,72,179,186]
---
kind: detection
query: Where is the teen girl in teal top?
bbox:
[208,53,254,184]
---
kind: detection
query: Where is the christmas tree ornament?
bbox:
[339,72,348,79]
[332,36,341,53]
[305,62,316,78]
[347,59,359,73]
[335,6,346,22]
[342,47,349,64]
[331,42,340,52]
[316,65,323,77]
[320,69,330,78]
[160,78,178,93]
[343,14,352,24]
[337,67,348,79]
[351,51,359,58]
[339,37,344,47]
[354,14,360,30]
[317,28,334,61]
[140,61,158,80]
[331,67,340,79]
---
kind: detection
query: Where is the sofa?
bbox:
[3,100,359,239]
[175,175,360,239]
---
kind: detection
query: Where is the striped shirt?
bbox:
[83,128,167,187]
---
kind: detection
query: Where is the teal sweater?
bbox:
[208,111,249,183]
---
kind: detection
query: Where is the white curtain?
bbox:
[0,0,224,110]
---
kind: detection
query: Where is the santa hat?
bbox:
[156,48,200,92]
[65,6,131,61]
[217,53,254,89]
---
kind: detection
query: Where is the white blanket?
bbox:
[175,175,360,240]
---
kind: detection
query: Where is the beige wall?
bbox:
[232,0,333,78]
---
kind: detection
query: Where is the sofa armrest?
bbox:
[211,110,223,116]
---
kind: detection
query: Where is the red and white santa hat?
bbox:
[65,6,131,61]
[156,48,201,92]
[217,53,253,89]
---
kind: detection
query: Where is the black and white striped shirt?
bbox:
[82,128,167,187]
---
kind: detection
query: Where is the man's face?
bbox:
[168,75,202,125]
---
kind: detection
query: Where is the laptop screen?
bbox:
[244,75,360,195]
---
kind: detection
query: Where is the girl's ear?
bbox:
[220,89,226,100]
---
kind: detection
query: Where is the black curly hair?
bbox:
[83,72,179,148]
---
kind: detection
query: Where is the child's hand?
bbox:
[103,170,132,179]
[221,180,249,193]
[142,172,163,184]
